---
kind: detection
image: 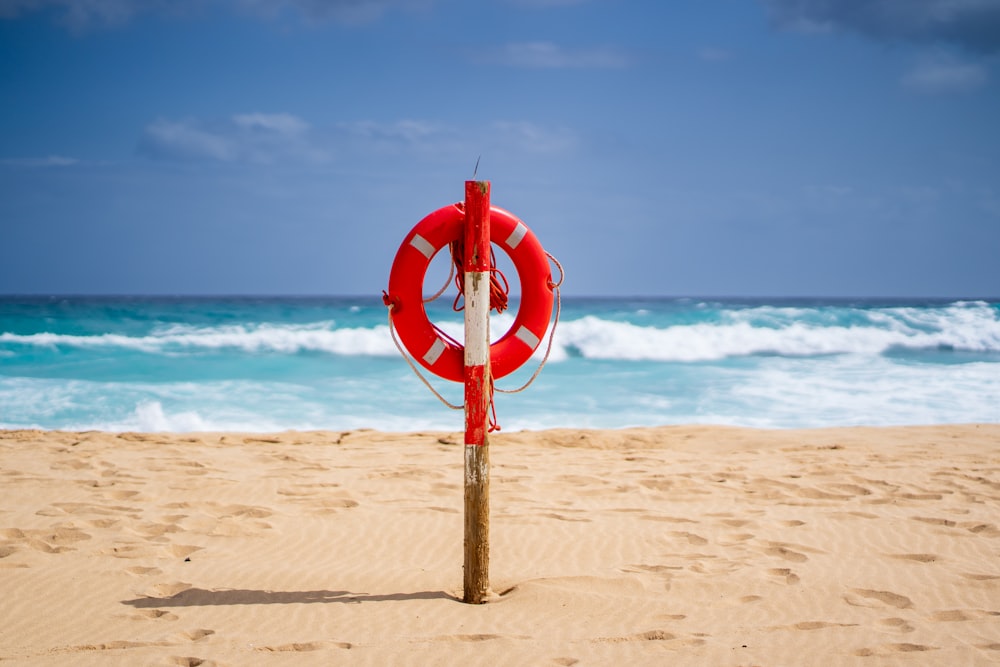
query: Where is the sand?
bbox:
[1,425,998,666]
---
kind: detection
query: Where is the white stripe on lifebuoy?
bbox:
[423,338,446,365]
[515,325,540,349]
[410,234,436,259]
[505,222,528,249]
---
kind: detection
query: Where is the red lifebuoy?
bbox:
[386,203,554,382]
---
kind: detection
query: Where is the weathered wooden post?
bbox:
[462,180,491,603]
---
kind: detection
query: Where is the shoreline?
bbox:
[2,424,998,665]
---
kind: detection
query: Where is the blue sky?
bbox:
[1,0,998,297]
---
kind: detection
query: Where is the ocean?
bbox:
[1,296,998,432]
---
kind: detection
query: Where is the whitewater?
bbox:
[1,296,998,432]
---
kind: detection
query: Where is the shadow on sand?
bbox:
[122,588,456,608]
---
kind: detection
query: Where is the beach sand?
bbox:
[1,425,998,666]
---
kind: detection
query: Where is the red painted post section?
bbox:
[463,180,492,604]
[464,180,491,449]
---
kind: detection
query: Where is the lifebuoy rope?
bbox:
[386,306,463,411]
[385,246,564,430]
[423,257,454,304]
[447,240,510,314]
[494,252,563,395]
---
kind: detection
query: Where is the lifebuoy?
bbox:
[386,203,554,382]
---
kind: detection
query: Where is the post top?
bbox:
[465,180,490,196]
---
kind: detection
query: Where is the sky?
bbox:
[1,0,999,298]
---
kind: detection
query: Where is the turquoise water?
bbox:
[1,296,998,432]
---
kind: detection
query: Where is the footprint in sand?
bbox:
[101,542,156,559]
[844,589,913,609]
[877,617,915,633]
[929,609,989,622]
[132,608,179,621]
[856,645,933,657]
[5,525,92,556]
[166,544,203,559]
[772,621,859,631]
[170,657,220,667]
[254,641,351,651]
[764,545,808,562]
[911,516,956,528]
[149,582,194,598]
[963,522,1000,537]
[174,629,215,642]
[889,553,940,563]
[828,483,873,496]
[28,538,68,554]
[102,489,142,501]
[768,568,800,585]
[595,629,676,643]
[887,643,938,653]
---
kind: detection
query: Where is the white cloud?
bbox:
[233,112,309,135]
[141,118,237,161]
[138,112,327,163]
[902,55,989,93]
[137,113,579,165]
[485,41,630,69]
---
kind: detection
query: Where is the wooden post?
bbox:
[463,180,492,604]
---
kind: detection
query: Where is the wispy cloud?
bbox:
[760,0,1000,54]
[136,114,580,165]
[902,54,989,94]
[0,0,194,30]
[489,121,578,154]
[335,118,580,159]
[481,41,630,69]
[335,118,456,155]
[233,112,309,135]
[0,0,434,29]
[339,119,441,143]
[232,0,435,25]
[140,118,236,161]
[0,155,80,167]
[138,112,328,163]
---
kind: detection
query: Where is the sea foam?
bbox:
[2,297,997,431]
[4,300,998,362]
